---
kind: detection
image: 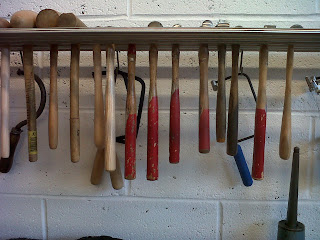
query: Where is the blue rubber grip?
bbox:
[234,144,253,187]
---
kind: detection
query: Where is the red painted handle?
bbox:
[147,96,159,180]
[252,108,267,180]
[169,89,180,163]
[199,108,210,153]
[125,113,137,180]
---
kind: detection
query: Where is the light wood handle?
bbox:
[49,44,59,149]
[35,9,60,150]
[227,44,240,156]
[147,43,159,181]
[279,45,294,160]
[70,44,80,163]
[1,47,10,158]
[23,45,37,162]
[169,44,180,163]
[216,44,226,143]
[90,148,105,185]
[125,44,137,180]
[110,154,124,190]
[93,44,105,149]
[105,44,116,171]
[252,44,269,180]
[0,20,11,158]
[198,44,210,153]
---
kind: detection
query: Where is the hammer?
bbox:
[11,10,38,162]
[198,20,212,154]
[279,45,294,160]
[36,9,60,149]
[57,13,86,162]
[227,44,240,156]
[125,44,137,179]
[147,21,162,181]
[105,44,116,171]
[252,44,268,180]
[0,18,11,159]
[216,44,226,143]
[169,24,181,164]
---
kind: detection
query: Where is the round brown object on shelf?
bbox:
[57,13,86,27]
[0,18,10,28]
[36,9,60,28]
[10,10,37,28]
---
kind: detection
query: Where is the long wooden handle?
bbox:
[70,44,80,163]
[1,47,10,158]
[227,44,240,156]
[90,148,105,185]
[125,44,137,180]
[49,44,58,149]
[93,44,105,149]
[279,45,294,160]
[110,154,124,190]
[23,45,37,162]
[105,44,116,171]
[216,44,226,143]
[169,44,180,163]
[252,44,269,180]
[198,44,210,153]
[147,44,159,181]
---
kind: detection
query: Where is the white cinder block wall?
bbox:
[1,1,320,240]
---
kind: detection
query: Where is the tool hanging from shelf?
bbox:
[1,9,315,186]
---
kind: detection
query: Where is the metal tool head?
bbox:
[201,20,213,28]
[291,24,303,29]
[148,21,163,27]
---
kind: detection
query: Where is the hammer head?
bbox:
[148,21,163,27]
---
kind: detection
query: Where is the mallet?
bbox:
[227,44,240,156]
[36,9,60,149]
[279,45,294,160]
[125,44,137,179]
[252,44,268,180]
[147,21,162,181]
[11,10,38,162]
[169,24,181,164]
[0,18,11,159]
[57,13,86,162]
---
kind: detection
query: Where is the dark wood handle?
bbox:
[125,44,137,180]
[49,44,58,149]
[198,44,210,153]
[227,44,240,156]
[23,45,37,162]
[169,44,180,163]
[70,44,80,163]
[90,148,105,185]
[216,44,226,143]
